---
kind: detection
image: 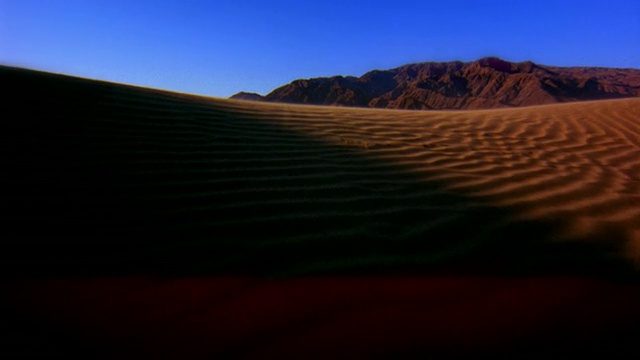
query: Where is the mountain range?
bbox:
[231,57,640,110]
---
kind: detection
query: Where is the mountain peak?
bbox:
[230,91,264,101]
[474,57,535,73]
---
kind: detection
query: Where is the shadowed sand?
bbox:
[1,66,640,357]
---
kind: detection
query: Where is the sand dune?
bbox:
[213,96,640,267]
[2,66,640,357]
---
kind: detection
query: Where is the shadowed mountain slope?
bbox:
[232,57,640,110]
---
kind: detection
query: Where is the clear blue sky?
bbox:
[2,0,639,97]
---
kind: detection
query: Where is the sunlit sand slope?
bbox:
[157,97,640,272]
[225,98,640,266]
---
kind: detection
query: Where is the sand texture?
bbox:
[2,66,640,357]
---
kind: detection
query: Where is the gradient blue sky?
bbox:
[2,0,639,97]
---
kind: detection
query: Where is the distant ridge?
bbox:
[231,57,640,110]
[229,91,264,101]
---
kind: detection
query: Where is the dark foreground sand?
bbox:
[1,66,640,357]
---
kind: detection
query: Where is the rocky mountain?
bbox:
[230,57,640,110]
[229,91,264,101]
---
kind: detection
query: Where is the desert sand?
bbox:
[1,66,640,357]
